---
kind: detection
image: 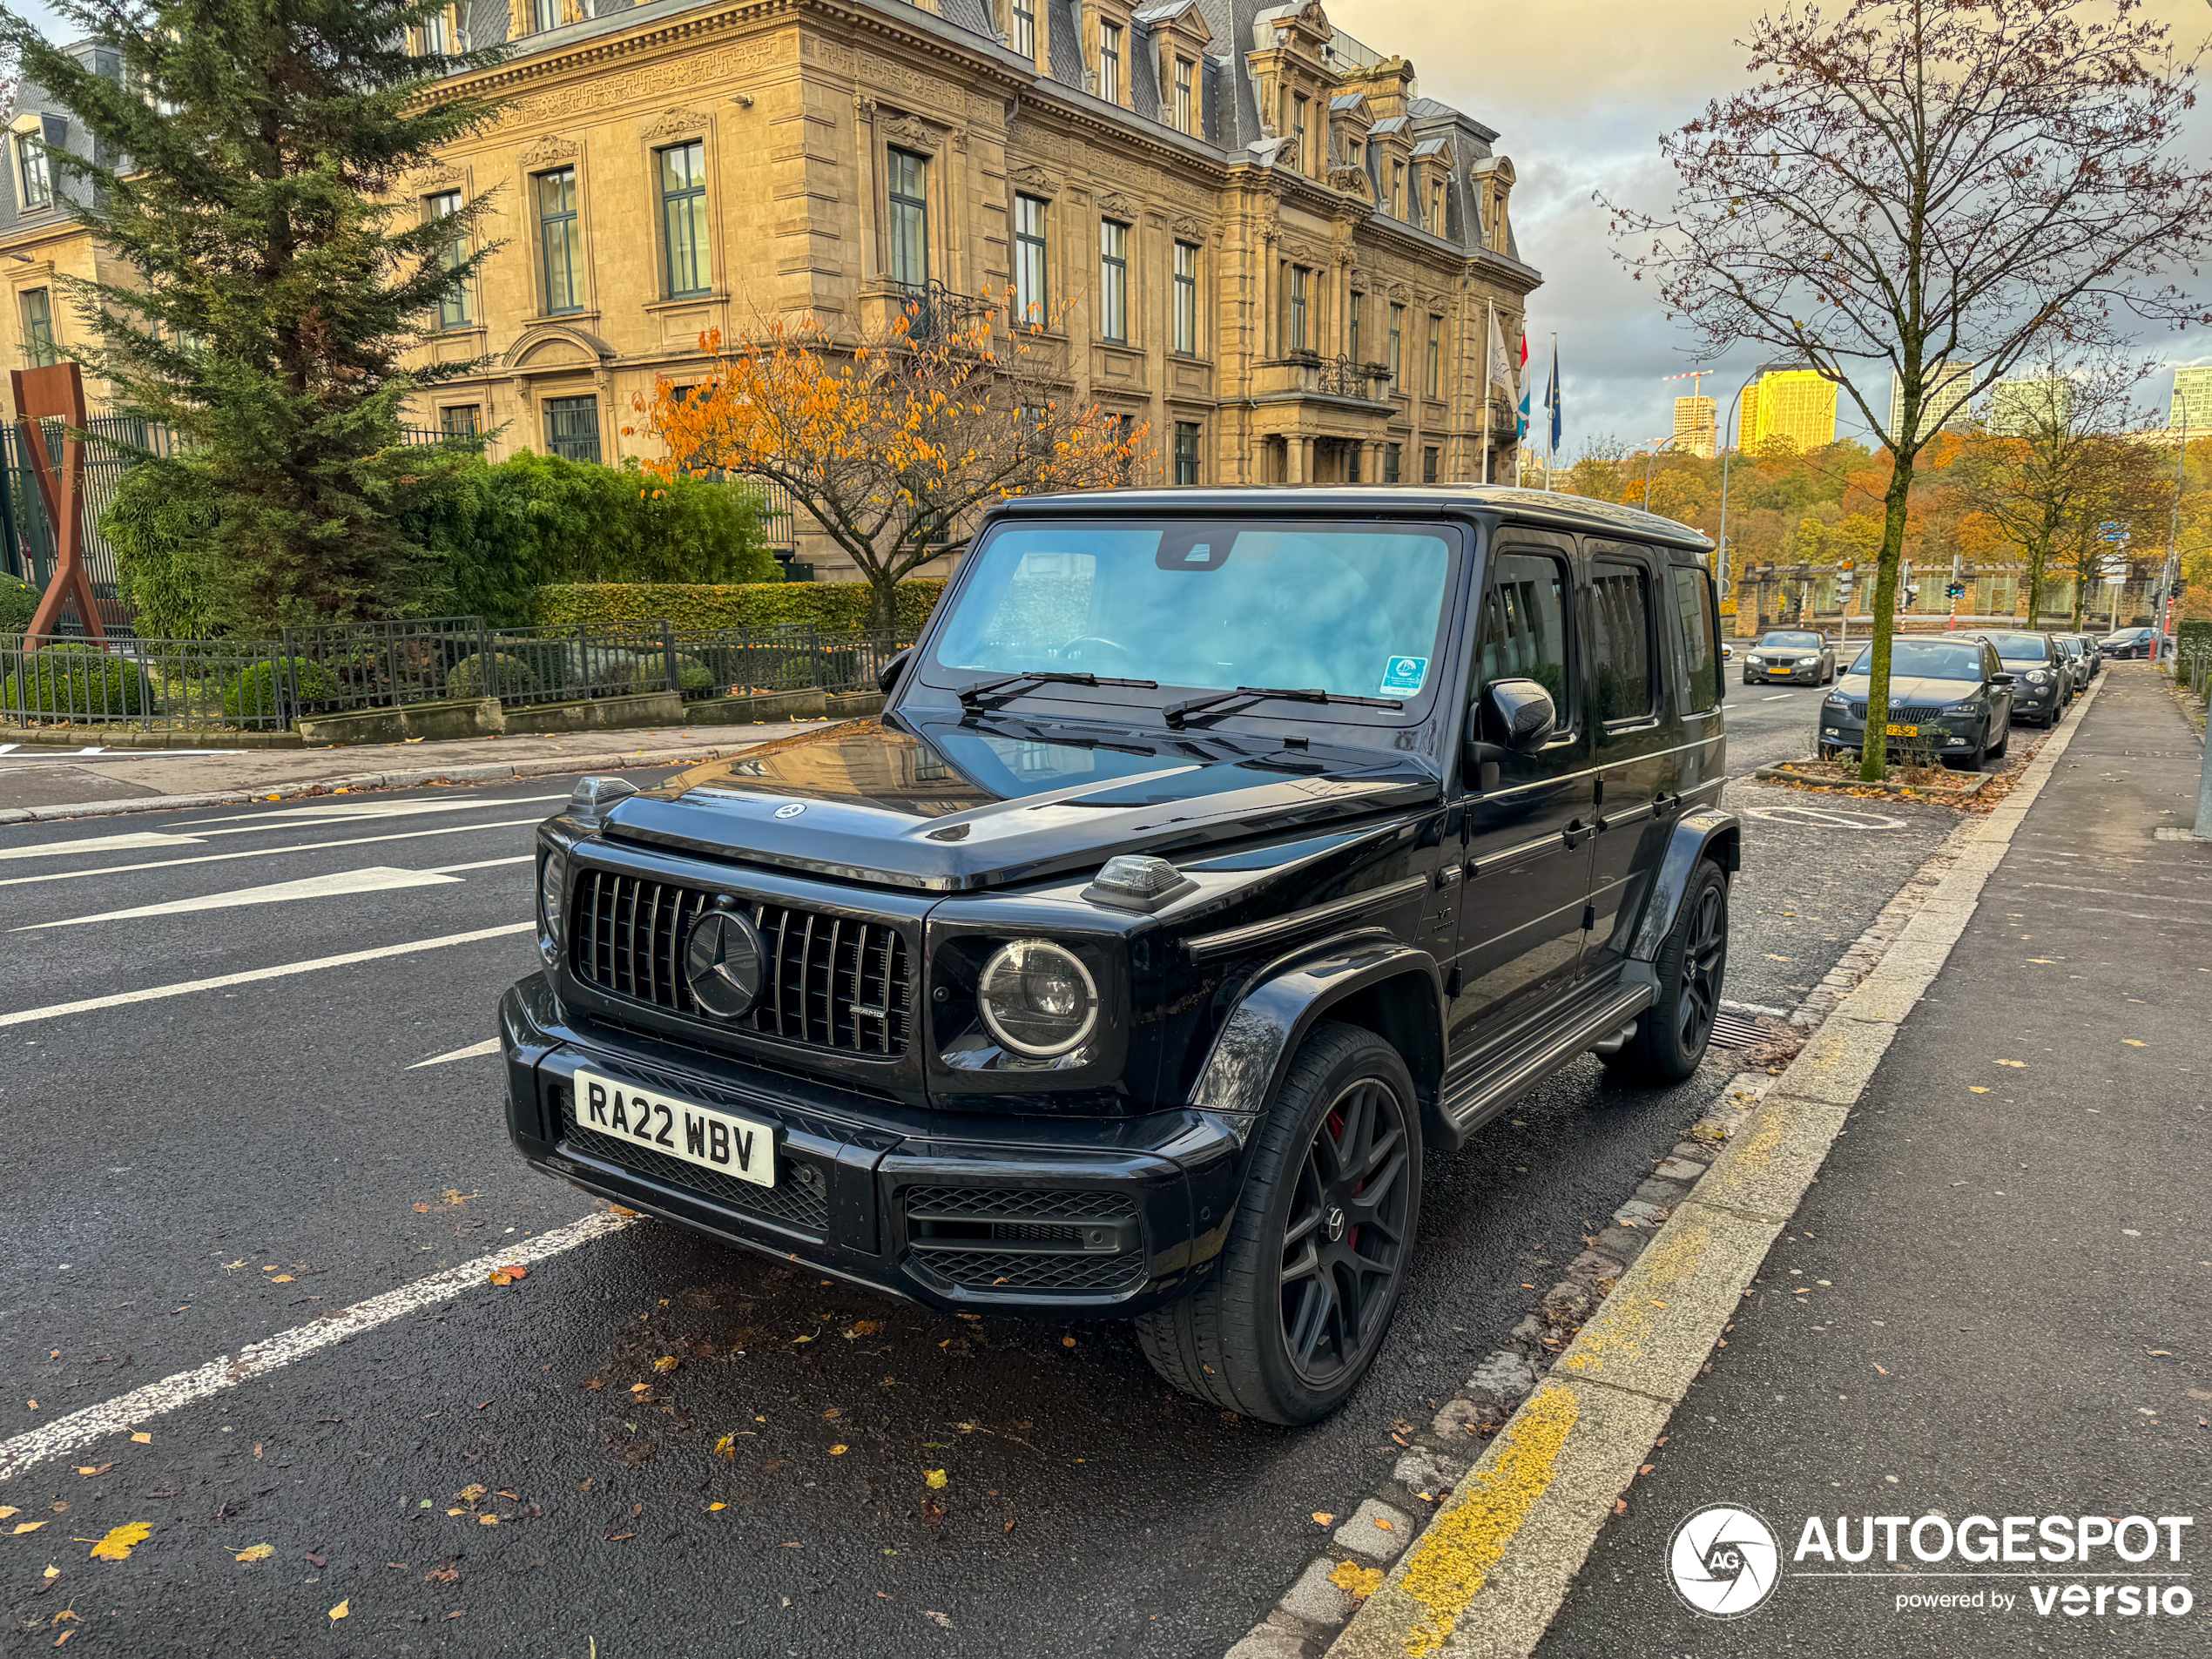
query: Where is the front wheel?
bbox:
[1136,1022,1420,1426]
[1603,861,1728,1086]
[1988,720,2010,759]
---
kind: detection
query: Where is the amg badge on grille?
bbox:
[685,907,767,1018]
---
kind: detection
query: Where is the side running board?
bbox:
[1438,982,1656,1146]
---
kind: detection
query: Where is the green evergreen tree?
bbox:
[0,1,505,631]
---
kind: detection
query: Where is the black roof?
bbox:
[988,485,1715,555]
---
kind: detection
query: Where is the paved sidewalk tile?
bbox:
[1535,668,2212,1658]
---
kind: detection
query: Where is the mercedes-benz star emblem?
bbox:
[1324,1205,1347,1243]
[773,801,806,819]
[685,908,766,1019]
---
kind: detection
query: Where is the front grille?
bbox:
[570,868,912,1057]
[1844,702,1948,722]
[560,1092,831,1236]
[900,1186,1132,1223]
[911,1249,1146,1295]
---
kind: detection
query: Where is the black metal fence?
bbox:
[0,619,907,732]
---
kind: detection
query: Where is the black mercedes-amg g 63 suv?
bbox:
[500,486,1738,1424]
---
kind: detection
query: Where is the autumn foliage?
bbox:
[631,295,1145,628]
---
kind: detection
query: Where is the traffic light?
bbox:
[1946,581,1966,601]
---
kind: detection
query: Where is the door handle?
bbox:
[1433,865,1464,892]
[1562,819,1592,849]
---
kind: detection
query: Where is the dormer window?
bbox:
[1011,0,1035,59]
[530,0,561,34]
[16,130,51,211]
[1175,59,1194,133]
[1430,179,1444,230]
[1293,96,1308,170]
[1099,23,1123,105]
[1392,161,1406,218]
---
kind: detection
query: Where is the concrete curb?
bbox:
[0,735,822,826]
[1224,677,2105,1659]
[1752,761,1992,799]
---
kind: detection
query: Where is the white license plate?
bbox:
[572,1067,776,1188]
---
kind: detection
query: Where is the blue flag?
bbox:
[1546,342,1562,452]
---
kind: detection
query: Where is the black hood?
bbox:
[599,718,1442,892]
[1834,673,1984,705]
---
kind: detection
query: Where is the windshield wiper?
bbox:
[956,670,1158,709]
[1163,685,1402,729]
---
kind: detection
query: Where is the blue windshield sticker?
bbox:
[1379,656,1428,696]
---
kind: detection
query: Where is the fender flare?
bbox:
[1627,807,1742,962]
[1186,933,1446,1130]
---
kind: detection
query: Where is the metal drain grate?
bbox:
[1708,1012,1767,1050]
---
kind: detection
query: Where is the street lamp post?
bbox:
[1715,368,1761,604]
[1642,435,1680,507]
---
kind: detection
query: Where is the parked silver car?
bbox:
[1743,629,1837,685]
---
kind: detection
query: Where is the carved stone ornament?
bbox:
[1009,162,1062,196]
[408,163,465,192]
[1096,191,1136,219]
[1170,214,1206,239]
[643,107,711,141]
[881,114,942,152]
[521,134,580,167]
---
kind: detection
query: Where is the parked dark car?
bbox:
[1819,637,2014,768]
[498,487,1741,1424]
[2100,626,2159,661]
[2067,632,2102,678]
[1742,630,1836,685]
[2052,634,2090,698]
[1979,631,2067,725]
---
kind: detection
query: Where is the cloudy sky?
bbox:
[10,0,2211,455]
[1333,0,2212,460]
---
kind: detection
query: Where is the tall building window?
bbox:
[1429,179,1445,230]
[19,287,57,367]
[419,6,448,54]
[1172,240,1199,356]
[425,190,469,329]
[544,395,601,463]
[1011,0,1035,57]
[1391,160,1405,217]
[16,132,51,210]
[1387,303,1404,387]
[1423,445,1440,483]
[1426,314,1441,396]
[658,140,711,299]
[1174,421,1201,485]
[1174,60,1194,133]
[441,404,481,439]
[1293,95,1308,169]
[530,0,561,33]
[1099,218,1129,343]
[885,147,929,292]
[1014,193,1049,322]
[536,166,583,314]
[1349,291,1362,364]
[1288,265,1310,353]
[1099,23,1122,104]
[1384,442,1401,483]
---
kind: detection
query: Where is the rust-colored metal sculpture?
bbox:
[12,361,105,643]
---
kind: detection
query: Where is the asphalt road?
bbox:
[0,691,1978,1657]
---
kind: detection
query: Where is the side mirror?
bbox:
[1990,671,2015,687]
[876,646,914,697]
[1482,678,1557,753]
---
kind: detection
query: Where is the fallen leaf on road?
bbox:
[2147,1350,2172,1357]
[652,1357,678,1374]
[74,1466,111,1478]
[845,1320,881,1339]
[925,1611,954,1629]
[269,1275,293,1285]
[130,1433,150,1446]
[1995,1059,2026,1068]
[923,1470,948,1490]
[488,1264,528,1286]
[708,1502,726,1512]
[0,1508,14,1520]
[424,1563,459,1585]
[1312,1513,1335,1526]
[1873,1364,1889,1375]
[713,1436,736,1461]
[457,1486,485,1503]
[89,1522,151,1561]
[304,1552,326,1568]
[328,1600,348,1622]
[1614,1499,1629,1515]
[235,1544,274,1562]
[1374,1517,1395,1532]
[477,1515,498,1527]
[605,1531,635,1542]
[1969,1087,1990,1094]
[829,1445,848,1456]
[14,1521,46,1534]
[2122,1040,2146,1048]
[1329,1561,1386,1599]
[1062,1336,1076,1348]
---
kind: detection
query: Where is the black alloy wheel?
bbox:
[1278,1076,1414,1390]
[1605,860,1730,1085]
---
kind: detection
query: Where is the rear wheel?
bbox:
[1136,1022,1420,1426]
[1988,720,2009,759]
[1603,861,1728,1086]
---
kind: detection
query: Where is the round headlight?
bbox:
[976,940,1098,1057]
[538,848,566,966]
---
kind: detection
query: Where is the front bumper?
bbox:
[2006,683,2058,718]
[1744,659,1823,682]
[498,974,1244,1318]
[1818,708,1983,753]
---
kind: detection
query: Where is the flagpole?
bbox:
[1483,298,1495,485]
[1548,332,1558,490]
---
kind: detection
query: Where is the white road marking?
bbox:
[1743,804,1907,830]
[424,854,534,875]
[0,743,14,754]
[0,921,535,1028]
[15,866,468,930]
[0,748,246,762]
[0,830,206,862]
[0,1209,636,1484]
[0,817,544,890]
[1762,693,1795,701]
[407,1036,503,1069]
[178,793,566,829]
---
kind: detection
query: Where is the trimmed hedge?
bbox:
[224,656,341,719]
[3,644,152,718]
[2176,619,2211,657]
[444,651,538,700]
[0,572,40,633]
[532,579,946,633]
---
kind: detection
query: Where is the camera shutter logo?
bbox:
[685,908,766,1018]
[1668,1503,1781,1618]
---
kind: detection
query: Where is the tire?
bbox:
[1136,1022,1420,1426]
[1603,860,1728,1086]
[1942,736,1984,772]
[1988,720,2009,760]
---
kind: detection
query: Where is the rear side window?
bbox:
[1670,565,1719,713]
[1588,560,1654,722]
[1475,551,1569,713]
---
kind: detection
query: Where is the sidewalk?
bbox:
[0,718,827,817]
[1534,664,2212,1655]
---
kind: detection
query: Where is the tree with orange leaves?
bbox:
[630,295,1144,630]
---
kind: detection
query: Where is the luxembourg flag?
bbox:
[1515,330,1532,442]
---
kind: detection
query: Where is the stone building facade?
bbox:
[0,0,1542,582]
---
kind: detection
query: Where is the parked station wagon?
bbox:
[500,486,1741,1423]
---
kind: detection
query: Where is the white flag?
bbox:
[1487,307,1518,401]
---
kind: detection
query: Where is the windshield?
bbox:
[1759,631,1824,649]
[1980,633,2051,662]
[928,521,1459,709]
[1845,640,1986,682]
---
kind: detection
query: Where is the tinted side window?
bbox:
[1669,565,1719,713]
[1588,560,1654,722]
[1476,552,1569,713]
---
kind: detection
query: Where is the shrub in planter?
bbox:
[0,573,40,634]
[671,653,718,698]
[444,651,538,700]
[2,643,152,719]
[223,657,341,720]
